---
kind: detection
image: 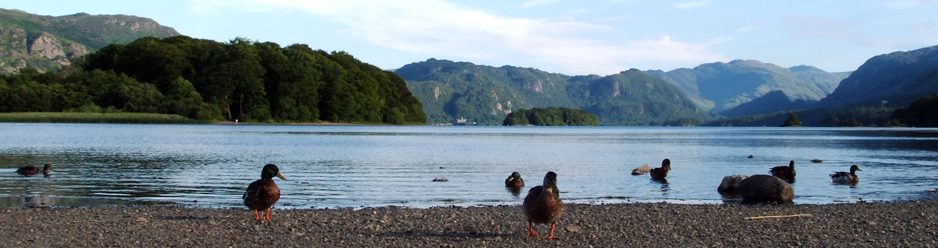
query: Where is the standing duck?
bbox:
[505,172,525,188]
[523,171,564,239]
[649,159,671,180]
[770,160,796,182]
[830,165,862,184]
[16,164,53,177]
[243,164,287,221]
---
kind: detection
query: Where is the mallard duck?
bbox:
[16,164,53,176]
[770,160,796,182]
[523,171,564,239]
[649,159,671,180]
[831,165,862,184]
[505,172,525,188]
[243,164,287,221]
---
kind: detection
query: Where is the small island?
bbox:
[503,107,600,126]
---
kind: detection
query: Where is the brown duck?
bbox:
[243,164,287,221]
[523,171,564,239]
[505,172,525,188]
[16,164,53,177]
[649,159,671,180]
[770,160,796,182]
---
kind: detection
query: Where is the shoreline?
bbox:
[5,200,937,247]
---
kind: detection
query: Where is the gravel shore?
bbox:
[3,200,938,247]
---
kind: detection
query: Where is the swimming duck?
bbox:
[770,160,796,182]
[649,159,671,180]
[523,171,564,239]
[16,164,53,176]
[243,164,287,221]
[830,165,862,184]
[505,172,525,188]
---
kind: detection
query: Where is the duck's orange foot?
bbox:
[542,223,558,239]
[254,209,263,221]
[526,222,539,237]
[264,208,272,220]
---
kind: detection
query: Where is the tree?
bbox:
[780,112,802,127]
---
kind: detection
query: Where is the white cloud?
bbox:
[191,0,726,75]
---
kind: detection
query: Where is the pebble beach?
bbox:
[4,200,938,247]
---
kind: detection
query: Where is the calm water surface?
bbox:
[2,123,937,209]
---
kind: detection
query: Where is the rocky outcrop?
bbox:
[0,7,179,73]
[737,174,794,203]
[717,174,748,195]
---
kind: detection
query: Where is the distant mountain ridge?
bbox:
[646,60,847,113]
[817,44,938,108]
[398,59,711,125]
[0,8,180,73]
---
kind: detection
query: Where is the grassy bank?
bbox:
[0,112,206,124]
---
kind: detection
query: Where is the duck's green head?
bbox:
[510,172,522,180]
[850,165,862,174]
[662,159,671,170]
[261,163,287,180]
[544,171,558,192]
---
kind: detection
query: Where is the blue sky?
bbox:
[6,0,938,75]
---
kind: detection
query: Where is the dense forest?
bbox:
[503,107,600,126]
[0,36,426,124]
[891,93,938,127]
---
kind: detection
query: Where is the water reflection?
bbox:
[506,186,522,196]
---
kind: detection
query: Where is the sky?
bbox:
[5,0,938,75]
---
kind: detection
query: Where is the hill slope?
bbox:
[817,45,938,108]
[646,60,847,113]
[0,8,180,73]
[398,59,710,125]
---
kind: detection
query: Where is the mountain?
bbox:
[0,8,180,73]
[398,59,710,125]
[817,45,938,108]
[720,90,815,117]
[646,60,847,113]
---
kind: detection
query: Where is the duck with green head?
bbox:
[505,172,525,188]
[16,164,53,177]
[523,171,564,239]
[243,164,287,221]
[830,165,862,184]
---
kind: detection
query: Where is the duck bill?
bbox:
[276,173,287,180]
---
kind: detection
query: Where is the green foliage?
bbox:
[838,118,863,127]
[890,93,938,127]
[0,36,426,124]
[780,113,801,127]
[503,107,600,126]
[706,106,896,127]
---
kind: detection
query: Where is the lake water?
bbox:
[2,123,937,209]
